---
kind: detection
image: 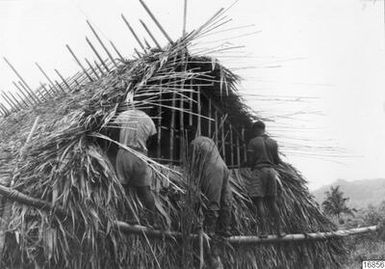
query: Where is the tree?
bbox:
[322,185,354,221]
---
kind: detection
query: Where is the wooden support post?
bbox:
[179,86,185,154]
[189,80,193,126]
[170,89,176,162]
[13,82,33,106]
[242,127,247,163]
[230,124,234,166]
[183,0,188,36]
[139,0,174,44]
[197,86,201,136]
[214,110,218,144]
[208,98,212,137]
[109,40,124,61]
[18,81,39,104]
[86,37,110,72]
[86,21,118,68]
[66,44,93,82]
[236,134,241,167]
[121,14,145,50]
[139,20,161,49]
[54,69,71,91]
[157,85,162,159]
[221,117,226,160]
[35,62,60,93]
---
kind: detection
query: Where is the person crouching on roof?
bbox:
[114,109,157,223]
[247,120,285,237]
[188,131,233,237]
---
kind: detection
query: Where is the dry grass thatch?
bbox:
[0,9,347,269]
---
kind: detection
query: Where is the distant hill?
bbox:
[311,178,385,209]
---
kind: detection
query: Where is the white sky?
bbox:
[0,0,384,190]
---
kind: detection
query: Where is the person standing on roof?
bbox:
[247,120,285,237]
[114,109,157,219]
[189,134,233,237]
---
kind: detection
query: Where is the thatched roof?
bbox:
[0,8,346,269]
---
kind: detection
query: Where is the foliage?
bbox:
[341,201,385,268]
[322,185,354,221]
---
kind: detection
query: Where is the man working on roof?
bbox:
[189,135,232,237]
[247,120,285,237]
[114,109,157,218]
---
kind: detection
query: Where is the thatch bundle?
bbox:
[0,10,347,269]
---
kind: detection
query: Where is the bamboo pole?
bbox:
[242,127,247,163]
[3,57,34,94]
[22,82,41,103]
[18,81,40,104]
[86,37,110,72]
[5,91,22,110]
[236,135,241,167]
[214,110,218,144]
[221,117,226,160]
[35,62,60,93]
[179,87,185,154]
[208,98,212,137]
[170,89,176,162]
[54,69,71,91]
[12,82,30,104]
[199,230,204,269]
[157,86,162,159]
[0,103,8,115]
[229,124,234,166]
[93,60,105,76]
[84,58,100,79]
[0,184,380,244]
[55,81,65,92]
[66,44,93,81]
[86,21,117,67]
[8,91,25,109]
[0,92,16,110]
[3,91,21,110]
[139,20,161,49]
[197,87,201,136]
[189,80,193,126]
[39,82,52,98]
[183,0,188,36]
[134,48,141,57]
[1,103,10,114]
[138,0,174,43]
[144,38,151,49]
[121,14,145,50]
[109,40,124,61]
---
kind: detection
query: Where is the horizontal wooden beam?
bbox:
[0,183,380,245]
